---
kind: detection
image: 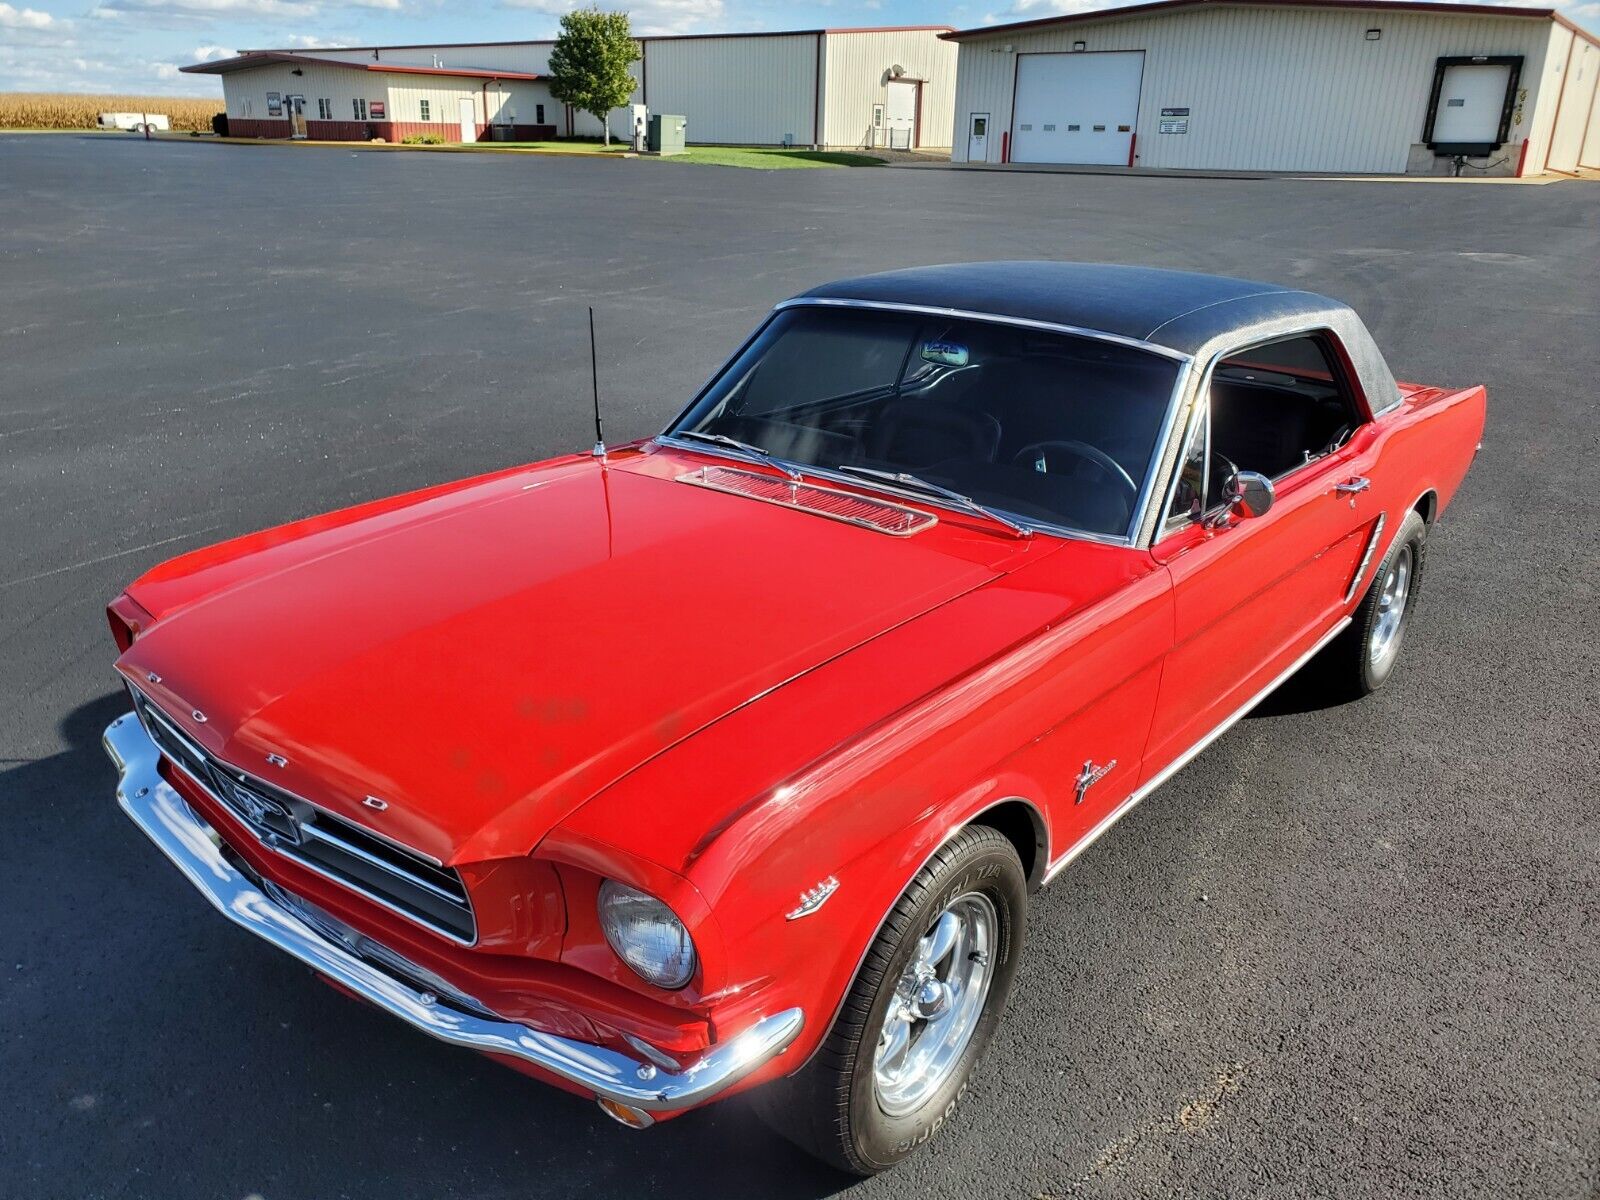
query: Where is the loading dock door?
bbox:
[1432,63,1512,145]
[1011,51,1143,166]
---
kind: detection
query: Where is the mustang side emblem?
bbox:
[787,876,839,921]
[362,795,390,811]
[1074,759,1117,805]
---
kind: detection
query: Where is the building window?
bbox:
[536,103,545,124]
[317,98,332,121]
[420,99,431,121]
[353,98,367,121]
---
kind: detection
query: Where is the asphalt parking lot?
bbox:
[2,133,1596,1200]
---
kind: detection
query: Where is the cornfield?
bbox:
[0,93,222,132]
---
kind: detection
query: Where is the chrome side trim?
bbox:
[104,714,804,1114]
[1343,513,1387,604]
[1043,615,1351,883]
[1126,356,1195,544]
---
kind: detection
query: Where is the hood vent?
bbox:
[677,465,936,537]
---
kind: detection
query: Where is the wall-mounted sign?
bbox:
[1159,106,1189,134]
[266,92,282,116]
[369,100,386,119]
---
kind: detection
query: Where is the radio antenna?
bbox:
[588,306,606,459]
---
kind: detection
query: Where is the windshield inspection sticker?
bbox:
[921,341,969,367]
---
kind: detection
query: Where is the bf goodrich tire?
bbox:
[753,825,1027,1175]
[1327,508,1428,698]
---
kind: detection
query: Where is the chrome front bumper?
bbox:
[104,713,803,1120]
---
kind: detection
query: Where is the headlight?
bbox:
[597,880,698,990]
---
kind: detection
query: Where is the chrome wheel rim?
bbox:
[1369,544,1412,668]
[873,891,996,1117]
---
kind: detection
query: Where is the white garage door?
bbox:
[1011,51,1144,166]
[1432,63,1511,146]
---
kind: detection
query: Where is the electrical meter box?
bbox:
[648,114,687,155]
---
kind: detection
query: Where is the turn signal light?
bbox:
[596,1098,655,1129]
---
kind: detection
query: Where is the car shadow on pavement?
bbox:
[0,693,858,1200]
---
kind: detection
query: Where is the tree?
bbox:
[547,7,640,147]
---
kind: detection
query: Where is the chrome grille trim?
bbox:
[127,686,477,944]
[295,822,468,906]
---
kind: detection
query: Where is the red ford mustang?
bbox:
[104,263,1483,1174]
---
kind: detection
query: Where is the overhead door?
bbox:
[886,80,918,150]
[1431,63,1512,146]
[1011,51,1143,166]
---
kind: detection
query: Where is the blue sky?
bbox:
[1,0,1595,95]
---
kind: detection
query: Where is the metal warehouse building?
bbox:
[183,26,958,151]
[946,0,1600,176]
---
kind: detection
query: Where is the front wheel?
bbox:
[753,825,1027,1175]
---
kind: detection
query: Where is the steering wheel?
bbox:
[1012,440,1138,498]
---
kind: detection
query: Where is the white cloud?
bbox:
[192,42,231,59]
[497,0,723,35]
[92,0,321,21]
[0,2,54,29]
[283,32,336,47]
[631,0,723,35]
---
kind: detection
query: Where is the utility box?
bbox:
[648,114,687,155]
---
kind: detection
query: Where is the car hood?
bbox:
[117,447,1049,864]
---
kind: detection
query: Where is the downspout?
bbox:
[813,31,823,149]
[482,78,491,141]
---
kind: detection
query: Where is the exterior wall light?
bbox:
[1073,40,1087,51]
[1366,28,1382,40]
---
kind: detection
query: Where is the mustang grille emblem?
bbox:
[1074,759,1117,805]
[786,877,839,921]
[217,777,303,845]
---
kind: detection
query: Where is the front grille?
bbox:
[130,687,476,944]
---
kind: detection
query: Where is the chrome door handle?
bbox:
[1335,477,1371,495]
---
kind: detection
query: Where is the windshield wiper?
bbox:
[835,465,1032,538]
[672,430,801,480]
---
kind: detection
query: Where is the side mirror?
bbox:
[1224,470,1275,519]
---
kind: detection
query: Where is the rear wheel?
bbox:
[753,825,1026,1175]
[1327,509,1427,697]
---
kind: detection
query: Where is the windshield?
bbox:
[667,306,1182,539]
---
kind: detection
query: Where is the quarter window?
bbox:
[420,99,430,121]
[353,98,368,121]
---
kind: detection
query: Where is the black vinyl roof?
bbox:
[795,262,1355,358]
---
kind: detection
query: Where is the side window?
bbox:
[420,99,431,121]
[1208,333,1361,490]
